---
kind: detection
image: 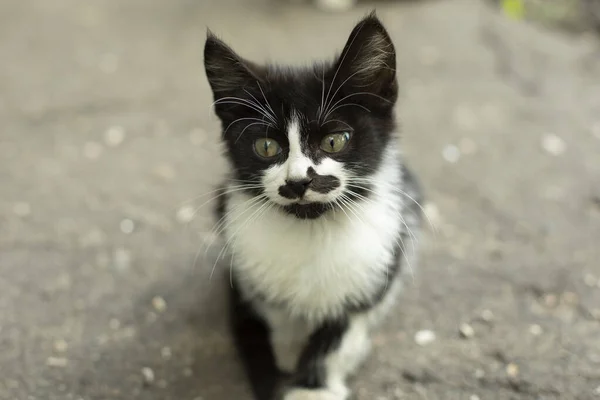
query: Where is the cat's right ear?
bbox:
[204,31,258,99]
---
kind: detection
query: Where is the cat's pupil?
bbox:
[329,139,335,148]
[264,141,269,152]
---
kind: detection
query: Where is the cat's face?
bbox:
[204,13,398,219]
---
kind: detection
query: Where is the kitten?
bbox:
[204,12,424,400]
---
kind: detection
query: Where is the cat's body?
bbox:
[204,13,423,400]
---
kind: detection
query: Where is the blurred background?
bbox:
[1,0,599,399]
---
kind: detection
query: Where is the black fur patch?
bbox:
[282,203,331,219]
[278,179,311,199]
[289,318,349,389]
[307,167,340,194]
[228,279,287,400]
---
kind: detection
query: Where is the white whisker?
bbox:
[243,88,277,125]
[326,102,371,116]
[210,198,272,282]
[225,117,274,136]
[348,177,437,235]
[198,193,268,270]
[235,122,272,143]
[256,81,277,122]
[322,91,391,122]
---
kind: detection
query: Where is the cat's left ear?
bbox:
[204,31,260,98]
[333,12,398,104]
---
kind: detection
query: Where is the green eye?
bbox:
[254,138,281,158]
[320,132,351,153]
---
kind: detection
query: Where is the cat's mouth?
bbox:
[281,201,332,220]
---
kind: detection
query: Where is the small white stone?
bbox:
[83,141,103,160]
[594,385,600,395]
[541,134,566,156]
[506,363,519,378]
[104,126,125,147]
[470,395,481,400]
[152,296,167,313]
[119,219,135,234]
[442,145,460,163]
[414,330,436,346]
[161,347,172,359]
[176,205,195,223]
[13,202,31,217]
[141,367,155,383]
[474,368,485,379]
[54,339,69,352]
[529,324,543,336]
[46,357,68,367]
[459,323,475,339]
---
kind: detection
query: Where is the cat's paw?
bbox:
[283,387,348,400]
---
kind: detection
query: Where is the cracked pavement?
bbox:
[1,0,599,399]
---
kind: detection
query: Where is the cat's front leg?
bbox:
[281,314,371,400]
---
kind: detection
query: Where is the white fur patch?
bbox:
[266,306,311,372]
[286,117,312,180]
[261,114,348,206]
[224,141,405,322]
[324,315,370,387]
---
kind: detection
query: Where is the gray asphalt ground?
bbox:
[1,0,600,399]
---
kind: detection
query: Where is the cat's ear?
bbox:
[204,31,259,98]
[333,12,397,103]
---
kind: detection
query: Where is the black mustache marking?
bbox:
[306,167,340,194]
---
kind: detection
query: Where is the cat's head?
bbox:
[204,13,398,219]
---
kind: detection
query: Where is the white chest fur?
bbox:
[222,147,405,321]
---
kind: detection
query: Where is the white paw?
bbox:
[284,387,348,400]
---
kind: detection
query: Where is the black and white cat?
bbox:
[204,12,423,400]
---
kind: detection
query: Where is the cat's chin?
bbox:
[281,202,332,220]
